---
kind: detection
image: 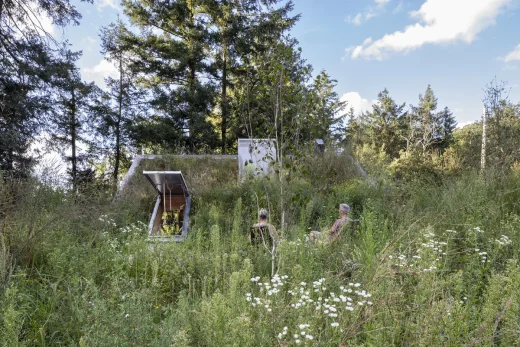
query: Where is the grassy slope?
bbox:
[1,155,520,346]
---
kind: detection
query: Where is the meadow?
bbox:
[2,155,520,346]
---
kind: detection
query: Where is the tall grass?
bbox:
[1,160,520,345]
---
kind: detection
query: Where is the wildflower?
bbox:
[295,339,301,344]
[125,314,129,318]
[346,306,354,311]
[354,283,361,287]
[278,333,282,339]
[306,335,313,340]
[268,308,272,312]
[293,334,299,339]
[331,322,339,327]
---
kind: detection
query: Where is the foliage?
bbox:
[2,155,520,345]
[0,0,91,175]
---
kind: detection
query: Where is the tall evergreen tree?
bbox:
[345,107,362,149]
[305,70,346,141]
[361,89,406,158]
[204,0,298,153]
[436,106,457,151]
[95,19,145,191]
[50,47,95,190]
[120,0,218,152]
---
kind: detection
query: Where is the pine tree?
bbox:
[361,89,406,158]
[120,0,218,152]
[306,70,346,141]
[49,47,95,191]
[205,0,299,153]
[95,19,145,191]
[436,106,456,151]
[345,107,362,149]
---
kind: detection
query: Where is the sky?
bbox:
[46,0,520,128]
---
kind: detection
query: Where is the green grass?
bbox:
[2,160,520,346]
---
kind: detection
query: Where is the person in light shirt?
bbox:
[309,203,351,243]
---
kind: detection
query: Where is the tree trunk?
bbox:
[481,107,486,174]
[113,57,123,194]
[221,47,228,154]
[187,5,195,144]
[70,88,77,191]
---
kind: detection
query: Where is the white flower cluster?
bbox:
[388,254,410,267]
[99,215,117,227]
[278,324,314,344]
[473,226,484,233]
[388,231,450,272]
[474,249,488,263]
[495,235,512,246]
[248,274,373,344]
[119,221,147,234]
[420,237,448,257]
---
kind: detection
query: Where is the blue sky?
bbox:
[50,0,520,126]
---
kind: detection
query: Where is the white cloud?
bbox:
[500,44,520,63]
[96,0,119,11]
[348,0,511,60]
[82,59,119,88]
[345,0,391,26]
[340,92,377,116]
[346,13,363,25]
